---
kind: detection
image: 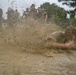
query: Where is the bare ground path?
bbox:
[0,43,76,75]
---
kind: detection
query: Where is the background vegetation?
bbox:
[40,0,76,28]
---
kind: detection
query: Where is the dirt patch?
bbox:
[0,43,76,75]
[0,18,76,75]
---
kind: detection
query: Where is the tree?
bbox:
[40,2,66,19]
[58,0,76,27]
[58,0,76,8]
[40,2,52,18]
[40,2,66,27]
[58,0,76,16]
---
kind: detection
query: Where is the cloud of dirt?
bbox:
[1,18,61,55]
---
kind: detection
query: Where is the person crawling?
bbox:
[44,26,76,49]
[45,38,74,49]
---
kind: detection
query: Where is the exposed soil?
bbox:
[0,19,76,75]
[0,42,76,75]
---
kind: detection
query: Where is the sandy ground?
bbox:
[0,41,76,75]
[0,19,76,75]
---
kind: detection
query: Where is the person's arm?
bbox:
[45,40,74,49]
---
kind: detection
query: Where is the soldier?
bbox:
[37,7,43,18]
[57,26,76,43]
[43,11,48,21]
[29,4,37,17]
[44,26,76,49]
[14,9,20,22]
[0,8,3,30]
[37,7,48,21]
[6,7,14,20]
[22,8,29,19]
[6,7,14,28]
[30,4,36,13]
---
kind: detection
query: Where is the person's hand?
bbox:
[65,40,75,49]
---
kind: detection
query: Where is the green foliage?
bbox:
[70,10,75,19]
[40,2,67,27]
[40,2,76,27]
[58,0,76,8]
[58,0,76,19]
[58,0,76,27]
[40,2,66,19]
